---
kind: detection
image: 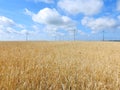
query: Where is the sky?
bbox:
[0,0,120,41]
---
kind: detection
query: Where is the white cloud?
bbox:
[32,8,76,27]
[32,8,63,25]
[117,15,120,20]
[117,0,120,11]
[0,16,29,35]
[0,16,16,34]
[27,0,54,3]
[35,0,54,3]
[25,8,34,16]
[0,16,44,40]
[20,29,38,35]
[58,0,103,15]
[44,25,57,33]
[0,16,15,26]
[5,27,20,34]
[26,8,76,35]
[78,30,86,35]
[20,29,31,35]
[81,17,117,32]
[44,25,66,37]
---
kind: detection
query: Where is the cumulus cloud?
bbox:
[32,8,63,25]
[43,25,63,37]
[5,27,19,34]
[36,0,54,3]
[0,16,17,34]
[117,15,120,20]
[20,29,38,35]
[58,0,103,15]
[25,8,34,16]
[32,8,75,27]
[0,16,29,35]
[81,17,117,32]
[25,8,76,35]
[0,16,15,26]
[117,0,120,11]
[78,30,87,35]
[27,0,54,3]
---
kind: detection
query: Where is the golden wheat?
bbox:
[0,41,120,90]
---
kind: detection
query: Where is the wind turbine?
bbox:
[73,29,76,41]
[69,29,77,41]
[25,31,29,41]
[102,30,105,41]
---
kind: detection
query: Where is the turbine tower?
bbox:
[72,29,76,41]
[69,29,77,41]
[103,30,104,41]
[26,32,29,41]
[73,29,76,41]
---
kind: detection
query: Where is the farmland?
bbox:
[0,41,120,90]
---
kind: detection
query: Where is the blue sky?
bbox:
[0,0,120,41]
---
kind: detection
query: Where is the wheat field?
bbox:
[0,41,120,90]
